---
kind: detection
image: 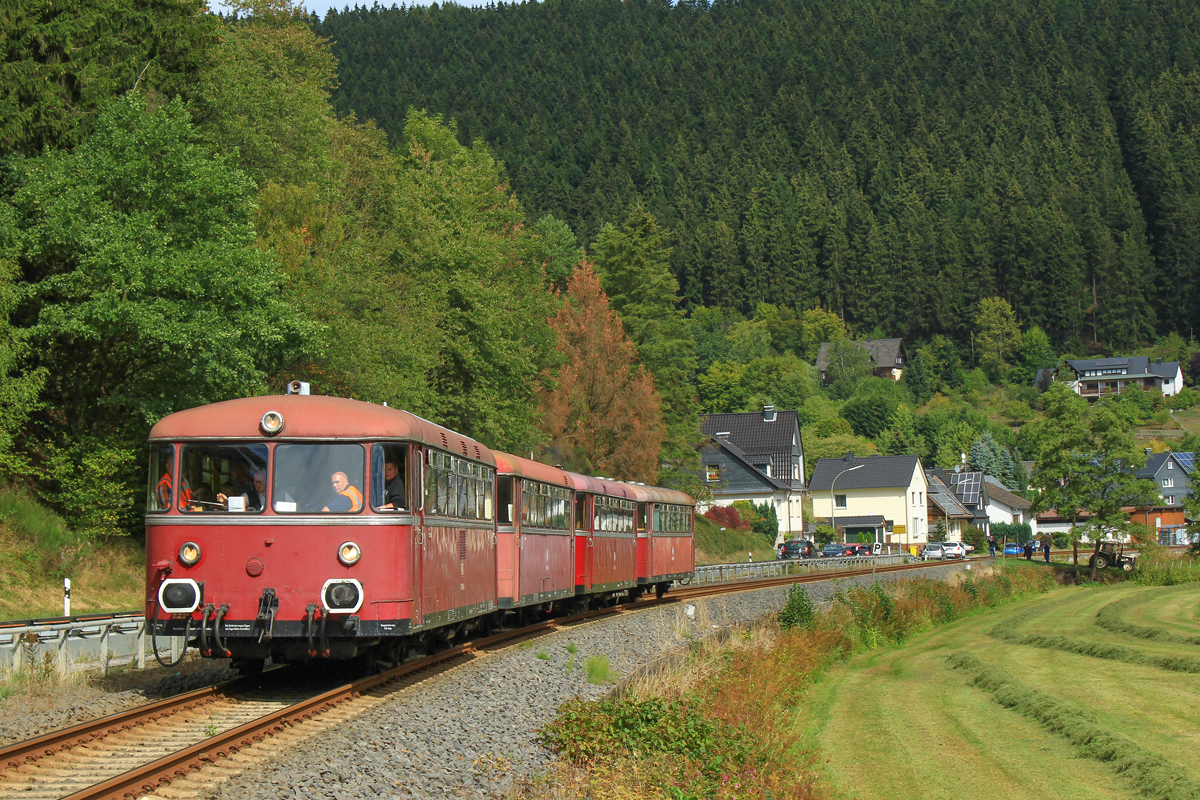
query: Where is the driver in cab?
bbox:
[323,471,363,512]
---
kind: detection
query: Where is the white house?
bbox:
[810,455,928,549]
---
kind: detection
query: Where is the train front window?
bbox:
[178,444,268,513]
[147,444,174,513]
[274,444,365,513]
[370,444,408,511]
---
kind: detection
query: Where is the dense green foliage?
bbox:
[318,0,1200,350]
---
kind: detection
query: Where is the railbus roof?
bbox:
[148,395,495,466]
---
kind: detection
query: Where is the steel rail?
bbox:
[5,558,968,800]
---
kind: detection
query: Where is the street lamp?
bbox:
[830,457,863,544]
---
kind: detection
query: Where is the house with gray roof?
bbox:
[810,454,928,548]
[1056,356,1184,399]
[815,338,905,387]
[1134,451,1194,510]
[983,475,1036,535]
[698,406,805,541]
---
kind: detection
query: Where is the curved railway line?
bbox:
[0,558,970,800]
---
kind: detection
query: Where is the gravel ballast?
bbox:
[194,561,977,800]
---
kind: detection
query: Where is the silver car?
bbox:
[922,542,946,561]
[942,541,967,559]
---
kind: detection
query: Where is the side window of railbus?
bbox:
[147,444,174,513]
[273,443,364,513]
[370,443,408,512]
[178,444,268,513]
[422,450,493,520]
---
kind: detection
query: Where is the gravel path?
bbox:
[196,561,975,800]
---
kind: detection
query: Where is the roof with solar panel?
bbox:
[1174,452,1195,473]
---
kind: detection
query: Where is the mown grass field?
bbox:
[801,581,1200,799]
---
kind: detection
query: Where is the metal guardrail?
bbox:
[4,555,926,678]
[0,614,161,677]
[691,553,916,585]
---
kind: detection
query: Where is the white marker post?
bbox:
[63,577,71,616]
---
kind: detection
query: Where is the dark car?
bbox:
[780,539,817,559]
[848,544,873,557]
[821,542,849,557]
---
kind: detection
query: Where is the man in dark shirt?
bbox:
[381,460,405,509]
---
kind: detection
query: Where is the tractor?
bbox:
[1088,539,1138,571]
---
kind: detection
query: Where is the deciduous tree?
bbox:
[536,263,665,483]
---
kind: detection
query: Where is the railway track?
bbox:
[0,558,969,800]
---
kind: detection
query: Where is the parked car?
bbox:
[848,544,873,557]
[942,541,967,559]
[780,539,817,559]
[1003,542,1023,555]
[821,542,849,557]
[922,542,946,561]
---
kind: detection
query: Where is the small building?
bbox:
[926,473,973,541]
[983,476,1037,536]
[810,454,928,547]
[698,407,805,541]
[1056,356,1184,399]
[815,338,905,387]
[929,468,991,532]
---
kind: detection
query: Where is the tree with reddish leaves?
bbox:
[537,263,665,484]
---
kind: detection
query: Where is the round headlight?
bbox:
[179,541,201,566]
[260,410,284,435]
[338,541,361,566]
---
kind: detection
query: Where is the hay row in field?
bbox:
[1095,590,1200,645]
[990,603,1200,674]
[947,651,1200,800]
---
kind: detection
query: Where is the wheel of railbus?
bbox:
[655,583,667,599]
[232,657,265,676]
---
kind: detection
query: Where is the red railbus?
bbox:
[492,452,575,618]
[145,391,694,669]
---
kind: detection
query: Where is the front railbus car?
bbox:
[144,394,497,671]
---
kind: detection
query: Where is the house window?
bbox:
[1163,477,1174,488]
[1167,495,1176,505]
[1169,461,1174,469]
[834,494,847,510]
[705,465,719,482]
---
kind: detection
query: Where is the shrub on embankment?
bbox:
[536,564,1055,799]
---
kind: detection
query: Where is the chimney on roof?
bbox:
[1156,357,1163,363]
[763,404,776,422]
[1145,447,1152,457]
[716,431,731,442]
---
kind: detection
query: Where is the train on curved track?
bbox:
[144,386,695,672]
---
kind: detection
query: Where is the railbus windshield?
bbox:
[273,443,365,514]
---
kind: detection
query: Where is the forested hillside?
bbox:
[317,0,1200,350]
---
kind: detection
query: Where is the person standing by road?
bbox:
[1023,539,1034,560]
[988,535,997,558]
[1041,534,1052,563]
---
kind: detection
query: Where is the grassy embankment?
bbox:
[694,514,778,565]
[0,489,143,620]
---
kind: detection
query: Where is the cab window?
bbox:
[179,444,268,513]
[147,444,174,513]
[370,444,408,511]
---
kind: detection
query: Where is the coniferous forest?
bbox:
[3,0,1200,540]
[317,0,1200,350]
